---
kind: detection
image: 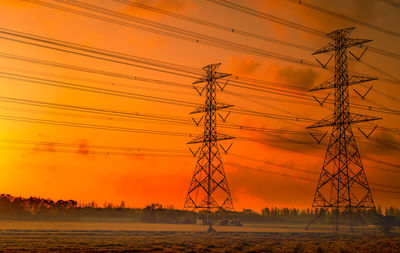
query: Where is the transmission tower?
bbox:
[307,27,381,231]
[184,63,234,232]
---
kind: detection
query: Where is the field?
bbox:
[0,221,399,252]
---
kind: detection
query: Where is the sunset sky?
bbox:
[0,0,399,212]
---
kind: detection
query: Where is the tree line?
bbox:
[0,194,398,229]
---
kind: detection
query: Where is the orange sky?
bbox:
[0,0,399,212]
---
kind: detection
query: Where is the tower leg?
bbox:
[207,224,215,233]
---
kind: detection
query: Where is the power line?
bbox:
[0,95,316,137]
[288,0,400,38]
[0,28,199,78]
[2,2,399,90]
[17,70,194,98]
[1,92,398,147]
[380,0,400,8]
[0,138,187,153]
[2,53,398,124]
[0,71,197,107]
[114,0,315,52]
[0,145,189,157]
[0,35,322,106]
[0,70,320,123]
[0,52,198,92]
[206,0,400,60]
[0,100,394,176]
[0,52,328,112]
[230,152,318,175]
[0,114,191,137]
[232,151,400,175]
[0,54,321,109]
[231,153,400,191]
[228,162,400,194]
[68,0,400,78]
[0,96,192,125]
[35,0,398,85]
[0,10,396,122]
[4,107,314,145]
[6,85,378,147]
[231,152,400,185]
[206,0,324,36]
[239,129,400,174]
[366,157,400,169]
[0,112,321,146]
[121,0,400,83]
[358,61,400,85]
[1,51,398,120]
[0,38,309,95]
[0,52,315,105]
[1,22,398,93]
[0,97,394,173]
[23,0,321,68]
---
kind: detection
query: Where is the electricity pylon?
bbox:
[184,63,234,232]
[307,27,381,231]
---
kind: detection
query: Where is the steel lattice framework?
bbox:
[184,63,234,217]
[307,27,381,231]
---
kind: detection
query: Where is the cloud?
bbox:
[229,56,262,76]
[275,67,319,90]
[359,129,400,155]
[246,118,325,153]
[227,160,317,209]
[101,165,188,207]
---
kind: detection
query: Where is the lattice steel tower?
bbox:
[307,27,381,231]
[184,63,234,230]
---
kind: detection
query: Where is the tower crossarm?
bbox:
[309,75,377,91]
[190,103,233,114]
[193,72,231,84]
[306,115,334,129]
[306,113,381,129]
[348,113,382,125]
[327,27,355,38]
[313,27,372,55]
[187,133,235,144]
[313,38,372,55]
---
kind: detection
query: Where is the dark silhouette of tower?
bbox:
[184,63,234,232]
[307,27,381,231]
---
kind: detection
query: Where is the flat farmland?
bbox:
[0,221,399,252]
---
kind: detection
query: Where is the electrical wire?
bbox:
[288,0,400,38]
[0,71,320,122]
[114,0,315,52]
[228,162,400,194]
[206,0,400,60]
[0,145,189,157]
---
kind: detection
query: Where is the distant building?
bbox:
[196,217,205,225]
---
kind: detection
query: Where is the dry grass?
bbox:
[0,221,399,252]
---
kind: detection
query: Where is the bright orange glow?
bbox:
[0,0,398,212]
